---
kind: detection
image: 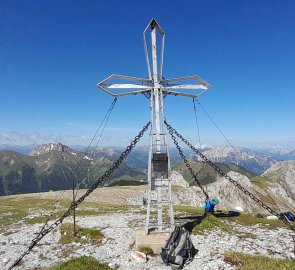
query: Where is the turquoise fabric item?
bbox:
[213,198,219,205]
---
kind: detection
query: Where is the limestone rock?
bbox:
[171,170,189,188]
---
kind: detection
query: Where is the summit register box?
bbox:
[152,153,168,176]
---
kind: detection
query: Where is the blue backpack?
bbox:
[279,212,295,222]
[286,212,295,221]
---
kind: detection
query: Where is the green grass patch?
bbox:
[224,251,295,270]
[173,205,205,216]
[138,246,154,255]
[25,210,68,225]
[0,196,134,228]
[0,197,63,226]
[175,210,287,235]
[59,223,104,245]
[46,256,114,270]
[229,213,287,229]
[192,214,231,234]
[250,176,270,189]
[27,204,132,225]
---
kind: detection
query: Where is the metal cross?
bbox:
[97,18,210,233]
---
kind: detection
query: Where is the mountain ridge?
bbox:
[1,143,295,200]
[0,144,146,196]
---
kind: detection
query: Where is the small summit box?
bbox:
[152,153,168,174]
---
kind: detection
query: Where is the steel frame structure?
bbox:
[97,18,210,233]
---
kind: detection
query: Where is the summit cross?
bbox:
[97,18,210,233]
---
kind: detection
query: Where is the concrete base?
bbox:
[135,229,170,254]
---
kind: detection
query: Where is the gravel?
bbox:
[1,209,294,270]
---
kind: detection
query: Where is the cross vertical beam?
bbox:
[151,23,161,154]
[150,21,165,232]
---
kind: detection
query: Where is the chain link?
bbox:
[164,119,295,248]
[167,126,209,201]
[8,121,150,270]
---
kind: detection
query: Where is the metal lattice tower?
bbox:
[97,19,210,233]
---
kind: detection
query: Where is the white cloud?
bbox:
[0,131,149,147]
[0,132,62,146]
[193,143,212,149]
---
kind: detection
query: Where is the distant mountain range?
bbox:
[0,144,36,155]
[259,148,295,161]
[1,143,294,196]
[0,143,145,196]
[2,143,294,171]
[194,146,277,175]
[75,145,294,175]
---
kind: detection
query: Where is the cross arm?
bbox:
[160,75,210,90]
[162,90,198,98]
[163,84,208,90]
[97,74,152,97]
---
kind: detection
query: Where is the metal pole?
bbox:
[145,90,154,233]
[72,176,76,236]
[151,24,164,231]
[151,25,161,154]
[160,90,175,231]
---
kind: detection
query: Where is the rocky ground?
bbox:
[1,205,294,270]
[1,170,295,270]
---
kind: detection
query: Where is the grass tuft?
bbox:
[224,251,295,270]
[229,213,287,229]
[173,205,204,216]
[46,256,114,270]
[59,223,104,245]
[138,246,154,255]
[192,214,231,234]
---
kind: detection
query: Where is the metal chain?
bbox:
[8,121,150,270]
[164,120,295,236]
[165,120,280,215]
[165,119,295,256]
[167,123,209,201]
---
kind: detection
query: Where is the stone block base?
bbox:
[135,229,170,254]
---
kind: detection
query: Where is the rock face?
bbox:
[171,171,189,188]
[29,143,76,156]
[173,172,259,212]
[256,161,295,212]
[204,172,259,212]
[172,170,295,213]
[263,161,295,200]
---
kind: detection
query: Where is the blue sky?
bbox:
[1,0,295,149]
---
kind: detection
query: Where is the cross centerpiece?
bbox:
[98,19,210,98]
[97,19,210,233]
